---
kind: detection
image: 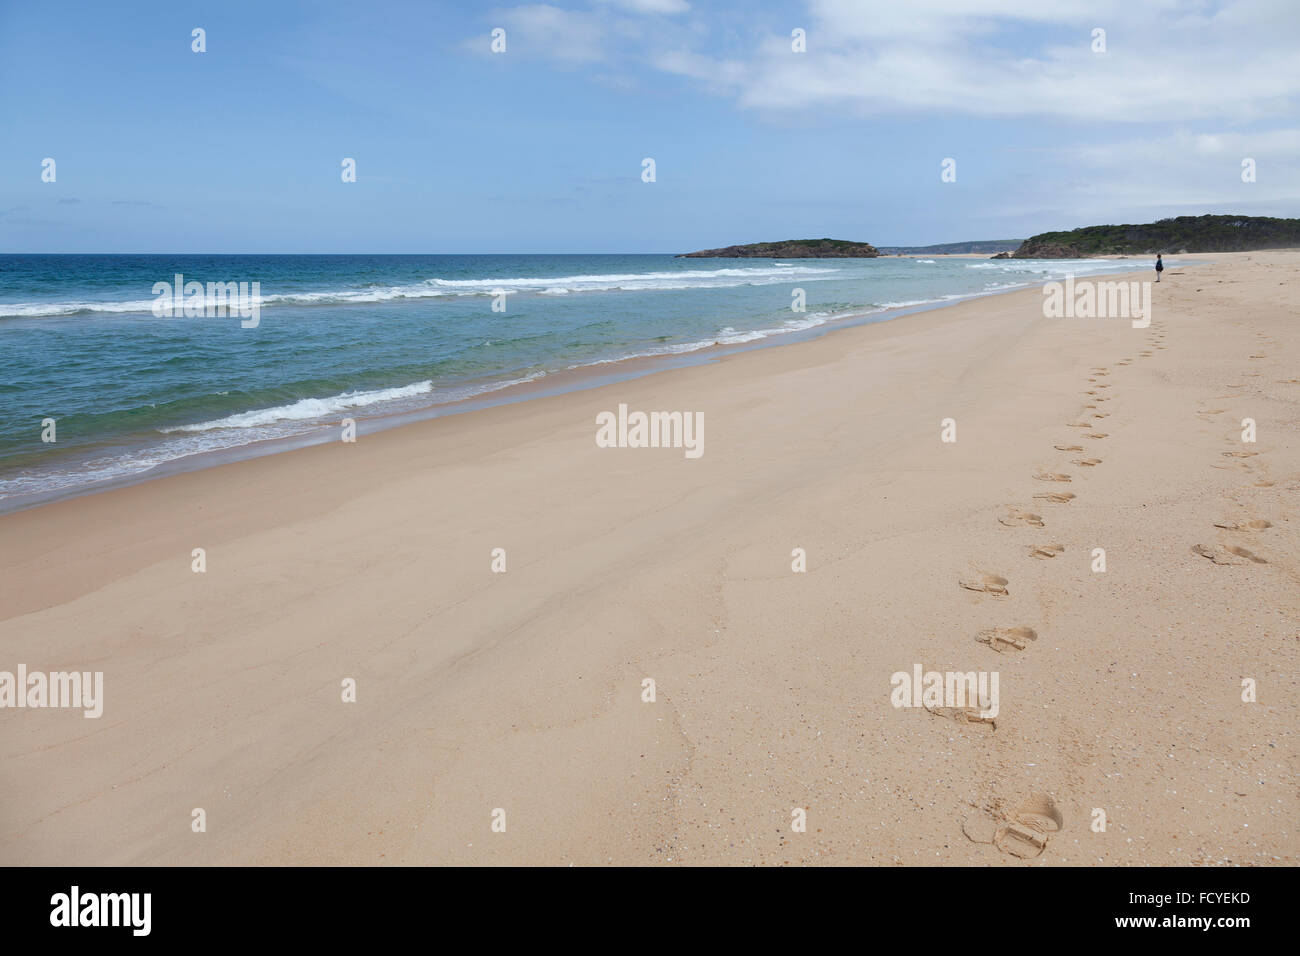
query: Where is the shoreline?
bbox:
[1,249,1293,866]
[0,262,1178,515]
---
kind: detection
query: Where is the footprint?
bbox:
[925,702,996,731]
[1191,544,1233,564]
[1191,544,1268,565]
[1054,444,1084,451]
[999,508,1044,528]
[1213,519,1272,532]
[1028,543,1065,559]
[1226,545,1267,564]
[963,794,1064,859]
[1065,422,1092,428]
[1086,432,1108,440]
[998,795,1065,858]
[1070,458,1102,467]
[960,572,1010,595]
[1033,492,1075,504]
[1222,451,1258,458]
[1033,471,1072,482]
[976,626,1038,653]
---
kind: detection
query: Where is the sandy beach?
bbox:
[1,249,1296,866]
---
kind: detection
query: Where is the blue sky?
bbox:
[1,0,1297,252]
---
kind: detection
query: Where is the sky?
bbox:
[1,0,1297,253]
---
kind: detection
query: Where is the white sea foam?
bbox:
[0,265,845,318]
[0,298,165,317]
[159,381,437,433]
[560,309,861,370]
[423,266,841,294]
[715,326,768,344]
[0,374,545,501]
[966,258,1156,277]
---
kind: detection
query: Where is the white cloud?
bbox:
[653,0,1300,123]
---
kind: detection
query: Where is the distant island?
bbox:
[1009,214,1300,258]
[678,238,880,258]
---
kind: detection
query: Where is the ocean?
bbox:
[0,253,1160,508]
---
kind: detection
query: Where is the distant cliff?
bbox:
[879,239,1022,255]
[1012,215,1300,258]
[678,238,880,258]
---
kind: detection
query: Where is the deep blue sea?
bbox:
[0,253,1159,507]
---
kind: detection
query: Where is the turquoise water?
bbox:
[0,253,1159,506]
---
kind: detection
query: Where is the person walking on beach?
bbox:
[1155,254,1164,282]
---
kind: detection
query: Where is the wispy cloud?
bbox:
[466,5,610,62]
[594,0,689,14]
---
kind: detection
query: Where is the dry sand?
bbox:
[1,250,1296,865]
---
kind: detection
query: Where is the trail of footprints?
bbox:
[946,332,1164,857]
[948,319,1279,857]
[945,354,1128,856]
[980,363,1116,660]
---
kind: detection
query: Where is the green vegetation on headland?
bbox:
[677,238,880,258]
[1011,215,1300,258]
